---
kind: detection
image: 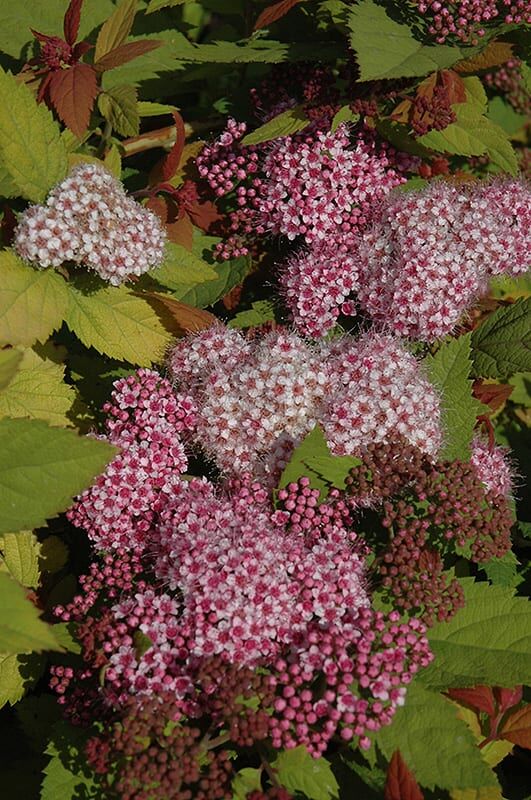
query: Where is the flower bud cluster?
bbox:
[14,163,167,284]
[415,1,530,44]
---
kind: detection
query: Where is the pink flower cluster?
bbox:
[355,178,531,341]
[169,326,443,480]
[68,369,196,551]
[258,125,404,245]
[470,436,514,498]
[415,0,530,43]
[14,162,167,285]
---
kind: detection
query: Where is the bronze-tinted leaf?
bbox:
[254,0,302,30]
[140,291,218,334]
[160,111,186,182]
[500,704,531,749]
[94,0,137,62]
[494,686,523,714]
[455,41,514,74]
[48,63,98,138]
[447,686,496,718]
[94,39,162,72]
[384,750,424,800]
[63,0,84,45]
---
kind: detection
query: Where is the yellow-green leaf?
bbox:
[0,348,75,427]
[0,68,67,202]
[242,106,310,145]
[150,242,218,291]
[0,652,43,709]
[138,100,179,116]
[0,349,23,391]
[0,573,60,654]
[0,531,40,589]
[39,536,68,575]
[103,143,122,178]
[98,84,139,137]
[0,252,69,347]
[64,277,173,366]
[95,0,137,62]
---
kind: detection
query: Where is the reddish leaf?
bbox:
[455,41,514,73]
[94,0,137,62]
[254,0,302,30]
[94,39,162,71]
[495,686,523,714]
[64,0,84,45]
[167,213,194,250]
[140,292,218,334]
[384,750,424,800]
[416,71,438,102]
[500,704,531,749]
[72,41,93,61]
[473,381,514,412]
[222,284,243,312]
[159,112,186,182]
[440,70,466,105]
[447,686,496,718]
[145,197,169,225]
[187,200,221,232]
[390,98,413,123]
[48,62,98,138]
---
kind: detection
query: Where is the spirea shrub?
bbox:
[0,2,530,799]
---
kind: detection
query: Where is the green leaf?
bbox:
[508,372,531,406]
[0,68,68,202]
[52,623,81,654]
[303,454,362,490]
[419,105,517,175]
[419,579,531,690]
[94,0,137,63]
[0,652,42,708]
[137,100,179,116]
[0,0,115,60]
[0,252,70,348]
[0,349,22,392]
[461,76,488,114]
[0,417,116,534]
[471,298,531,379]
[172,239,251,308]
[146,0,190,12]
[228,300,276,329]
[272,746,339,800]
[373,683,498,791]
[98,84,140,137]
[481,550,520,588]
[487,96,527,136]
[232,768,263,798]
[133,630,153,658]
[0,572,60,653]
[42,721,100,800]
[149,242,218,291]
[348,0,462,81]
[64,276,174,366]
[278,424,330,495]
[331,105,360,132]
[0,531,40,589]
[425,334,485,460]
[242,106,310,145]
[0,348,75,427]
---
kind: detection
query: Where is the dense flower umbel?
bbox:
[67,369,196,551]
[14,162,167,284]
[169,327,443,479]
[415,0,530,43]
[484,58,531,116]
[355,179,531,341]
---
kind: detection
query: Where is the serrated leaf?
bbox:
[487,97,527,137]
[146,0,190,12]
[278,424,330,495]
[0,252,69,348]
[461,76,488,114]
[137,100,179,116]
[384,750,424,800]
[481,550,520,588]
[0,652,43,709]
[152,242,218,291]
[499,704,531,748]
[64,277,173,366]
[0,573,60,653]
[254,0,303,30]
[419,106,517,175]
[0,531,40,589]
[94,0,137,62]
[0,348,75,427]
[95,39,163,71]
[172,243,251,308]
[52,622,81,654]
[228,300,276,329]
[0,417,116,534]
[455,41,514,73]
[232,768,263,799]
[303,454,362,490]
[0,68,68,202]
[471,299,531,379]
[103,142,122,178]
[139,292,217,334]
[419,579,531,690]
[0,349,22,391]
[42,721,100,800]
[348,0,462,81]
[331,105,360,132]
[272,746,339,800]
[508,372,531,407]
[374,683,498,791]
[98,84,139,137]
[48,63,98,139]
[425,334,484,460]
[242,105,310,145]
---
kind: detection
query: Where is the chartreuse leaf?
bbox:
[0,348,75,427]
[481,550,520,588]
[146,0,190,12]
[0,417,116,535]
[0,531,41,589]
[425,334,485,460]
[172,237,251,308]
[149,242,218,291]
[418,579,531,690]
[461,76,488,114]
[64,276,174,366]
[419,105,517,175]
[98,84,140,137]
[0,573,60,653]
[0,68,68,202]
[94,0,137,63]
[41,721,101,800]
[0,652,43,709]
[331,105,360,132]
[278,425,331,496]
[373,683,499,791]
[242,106,310,145]
[137,100,180,116]
[272,746,339,800]
[348,0,461,81]
[232,768,263,798]
[228,301,276,329]
[0,252,69,348]
[488,96,527,136]
[0,349,22,392]
[471,298,531,379]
